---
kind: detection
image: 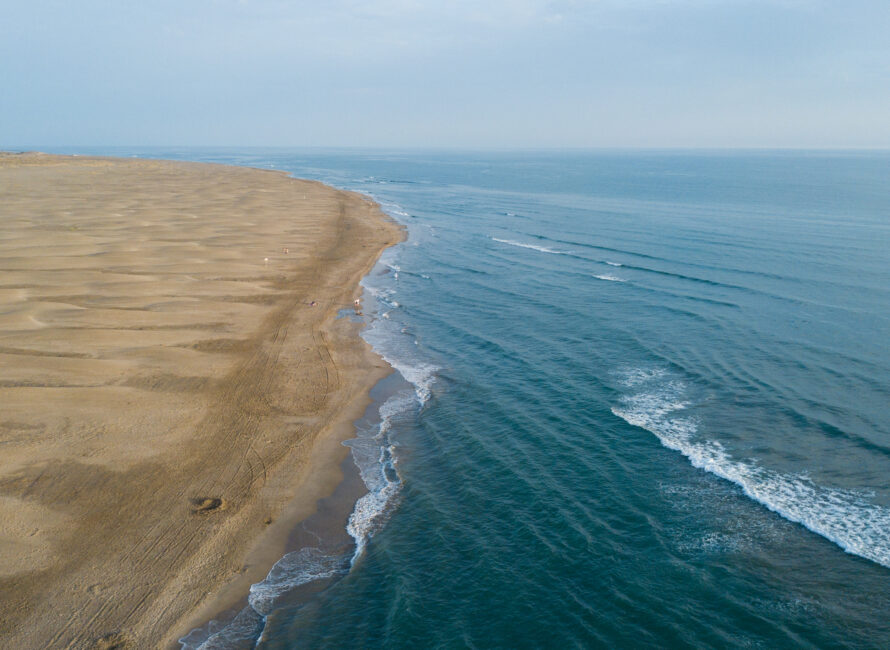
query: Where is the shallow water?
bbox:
[53,148,890,647]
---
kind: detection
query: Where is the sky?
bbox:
[2,0,889,148]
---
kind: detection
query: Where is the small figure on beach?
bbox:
[310,300,317,307]
[283,247,289,254]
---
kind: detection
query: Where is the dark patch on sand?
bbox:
[122,374,211,392]
[92,631,132,649]
[190,497,226,515]
[186,338,253,353]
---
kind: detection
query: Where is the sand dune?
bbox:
[0,152,401,648]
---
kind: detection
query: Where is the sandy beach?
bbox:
[0,152,402,648]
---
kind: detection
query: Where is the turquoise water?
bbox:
[52,148,890,647]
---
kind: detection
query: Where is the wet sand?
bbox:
[179,370,414,647]
[0,152,402,648]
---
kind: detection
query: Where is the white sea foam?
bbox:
[344,390,415,562]
[606,261,623,267]
[362,268,439,404]
[180,188,433,650]
[612,371,890,569]
[376,200,410,220]
[365,284,400,310]
[389,357,437,403]
[248,548,347,616]
[347,472,402,561]
[181,206,432,649]
[178,606,264,650]
[618,367,667,387]
[180,383,417,648]
[594,274,626,282]
[346,247,440,561]
[364,329,437,403]
[348,393,414,489]
[491,237,566,255]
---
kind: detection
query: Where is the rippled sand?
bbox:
[0,152,401,648]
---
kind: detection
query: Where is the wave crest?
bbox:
[491,237,567,255]
[613,370,890,569]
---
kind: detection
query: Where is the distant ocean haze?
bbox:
[60,147,890,648]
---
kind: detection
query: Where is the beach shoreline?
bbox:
[0,152,403,648]
[177,368,414,648]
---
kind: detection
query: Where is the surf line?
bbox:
[612,375,890,569]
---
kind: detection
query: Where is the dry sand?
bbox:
[0,152,403,648]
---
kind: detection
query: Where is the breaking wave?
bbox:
[491,237,567,255]
[612,370,890,569]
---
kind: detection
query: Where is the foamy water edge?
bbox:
[180,202,433,649]
[612,369,890,569]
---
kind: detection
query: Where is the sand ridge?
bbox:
[0,152,402,648]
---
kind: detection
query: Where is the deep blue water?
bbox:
[45,148,890,647]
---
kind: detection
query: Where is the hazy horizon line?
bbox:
[6,145,890,155]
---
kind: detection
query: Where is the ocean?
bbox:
[52,148,890,647]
